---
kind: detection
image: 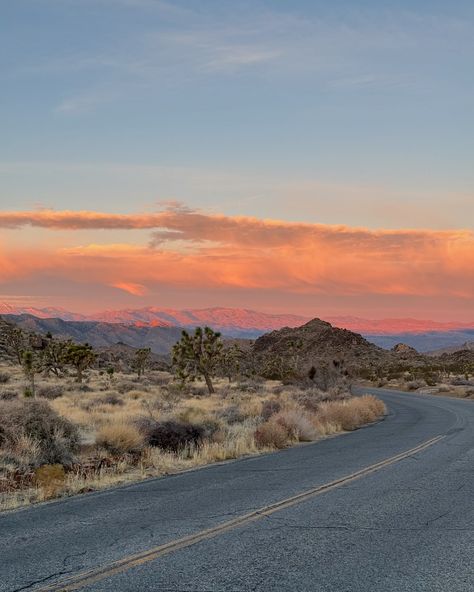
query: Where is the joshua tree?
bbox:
[22,350,38,397]
[132,347,152,379]
[172,327,223,394]
[64,343,96,383]
[40,338,67,377]
[218,343,244,383]
[0,320,26,365]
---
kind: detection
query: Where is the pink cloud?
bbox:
[0,208,472,317]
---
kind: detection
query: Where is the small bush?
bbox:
[35,464,66,498]
[116,380,140,394]
[189,386,208,398]
[406,379,425,391]
[142,373,170,387]
[23,387,34,398]
[254,421,288,449]
[234,379,263,393]
[273,409,318,442]
[96,423,144,454]
[317,395,385,432]
[37,385,64,400]
[138,419,205,452]
[67,383,93,393]
[100,392,124,406]
[218,404,246,425]
[0,390,18,401]
[0,372,10,384]
[0,400,79,466]
[261,399,282,421]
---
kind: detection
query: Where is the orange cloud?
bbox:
[0,208,473,315]
[111,282,148,296]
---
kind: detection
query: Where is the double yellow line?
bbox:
[37,435,444,592]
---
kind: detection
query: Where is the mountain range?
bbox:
[1,303,473,352]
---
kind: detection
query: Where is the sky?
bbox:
[1,0,473,320]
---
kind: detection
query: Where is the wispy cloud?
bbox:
[111,281,147,295]
[16,4,472,113]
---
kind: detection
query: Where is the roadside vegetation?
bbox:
[0,321,386,511]
[357,359,474,399]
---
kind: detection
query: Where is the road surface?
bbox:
[1,388,473,591]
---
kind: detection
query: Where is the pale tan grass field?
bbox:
[0,365,386,511]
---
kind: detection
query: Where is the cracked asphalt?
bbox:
[1,387,474,591]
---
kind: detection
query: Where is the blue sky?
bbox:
[1,1,473,318]
[1,0,473,228]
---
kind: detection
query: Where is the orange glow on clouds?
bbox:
[111,282,148,296]
[0,207,473,316]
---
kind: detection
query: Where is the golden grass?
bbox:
[0,364,387,512]
[96,422,144,454]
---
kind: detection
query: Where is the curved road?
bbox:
[1,388,474,591]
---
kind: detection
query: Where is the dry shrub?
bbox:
[37,384,64,400]
[261,399,282,421]
[0,390,18,401]
[0,400,79,467]
[234,379,264,394]
[254,421,288,449]
[67,383,93,393]
[96,422,144,454]
[218,404,246,425]
[35,464,66,499]
[137,419,205,452]
[239,398,263,419]
[406,379,425,391]
[273,409,318,442]
[127,390,148,400]
[318,396,385,432]
[317,401,359,431]
[176,406,207,424]
[0,372,10,384]
[356,394,386,418]
[116,380,139,394]
[99,392,124,406]
[143,373,170,387]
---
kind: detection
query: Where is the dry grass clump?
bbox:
[254,421,288,449]
[273,409,318,442]
[96,422,144,455]
[37,384,64,400]
[317,395,386,432]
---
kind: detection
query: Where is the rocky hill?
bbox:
[252,318,392,376]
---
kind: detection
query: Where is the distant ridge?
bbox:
[1,303,472,334]
[1,314,183,355]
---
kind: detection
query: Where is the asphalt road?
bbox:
[1,387,474,592]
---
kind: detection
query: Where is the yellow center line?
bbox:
[36,435,445,592]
